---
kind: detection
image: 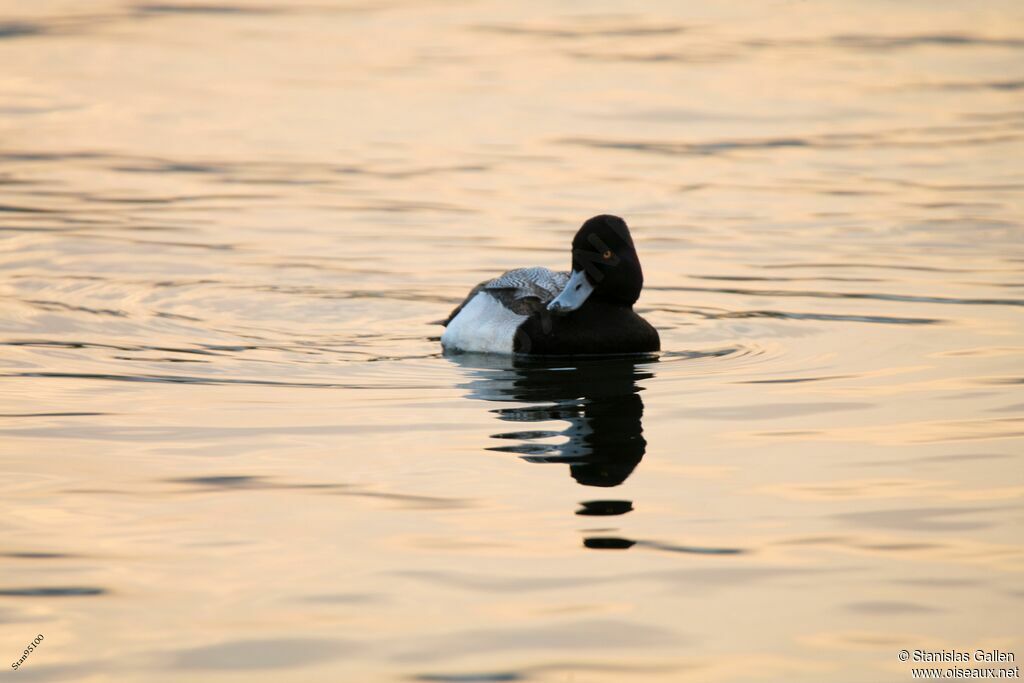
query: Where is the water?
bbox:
[1,1,1023,681]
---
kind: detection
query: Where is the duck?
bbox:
[441,215,660,355]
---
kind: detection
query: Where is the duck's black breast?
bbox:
[512,299,660,355]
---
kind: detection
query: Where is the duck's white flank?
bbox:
[441,292,526,354]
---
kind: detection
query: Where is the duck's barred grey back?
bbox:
[444,267,568,325]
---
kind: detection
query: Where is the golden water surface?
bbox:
[1,1,1023,681]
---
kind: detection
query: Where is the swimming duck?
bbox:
[441,215,660,355]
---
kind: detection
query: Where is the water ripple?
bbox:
[650,285,1024,308]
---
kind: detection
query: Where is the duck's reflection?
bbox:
[446,353,655,494]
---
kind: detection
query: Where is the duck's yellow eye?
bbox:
[602,249,613,260]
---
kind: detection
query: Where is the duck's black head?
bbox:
[548,214,644,313]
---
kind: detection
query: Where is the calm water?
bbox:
[2,1,1023,681]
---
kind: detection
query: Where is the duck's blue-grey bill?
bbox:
[547,270,594,313]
